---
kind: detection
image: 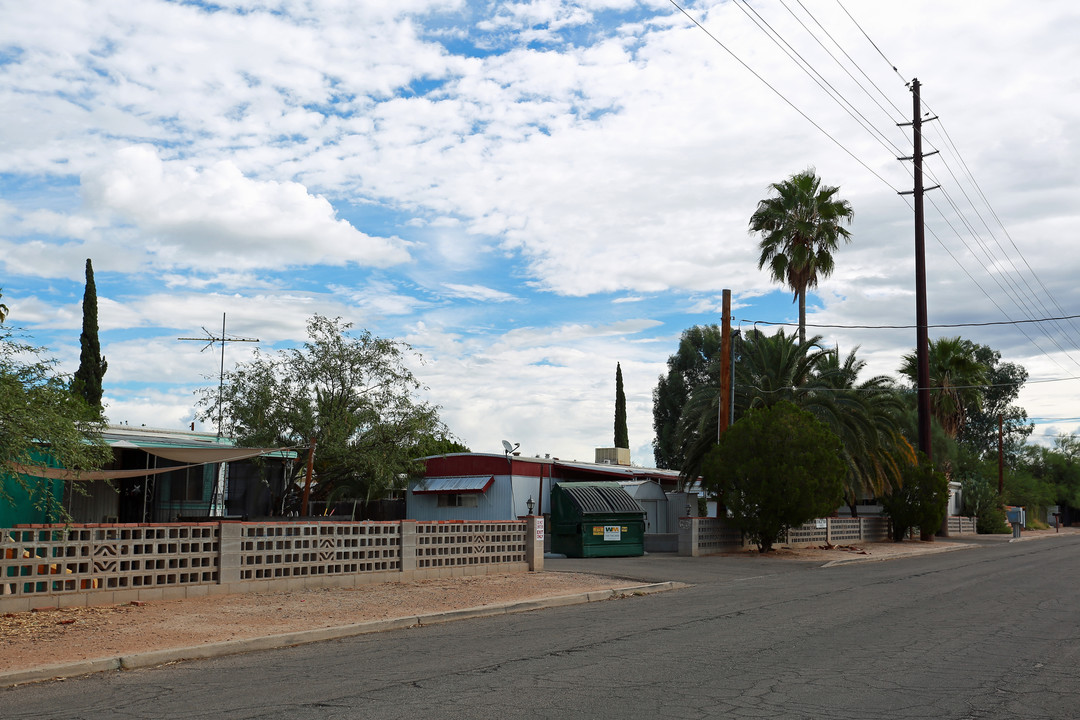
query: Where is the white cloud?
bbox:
[4,0,1080,465]
[79,145,410,271]
[441,283,517,302]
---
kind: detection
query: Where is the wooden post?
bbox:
[301,437,316,517]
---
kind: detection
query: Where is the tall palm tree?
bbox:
[899,336,988,440]
[749,169,854,344]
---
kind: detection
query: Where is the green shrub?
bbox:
[976,505,1010,534]
[881,455,949,541]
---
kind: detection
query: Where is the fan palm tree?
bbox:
[900,336,988,440]
[676,332,911,508]
[813,347,913,509]
[676,328,830,485]
[750,169,854,344]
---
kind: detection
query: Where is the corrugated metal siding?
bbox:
[66,480,119,523]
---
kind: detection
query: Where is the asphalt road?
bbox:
[6,536,1079,719]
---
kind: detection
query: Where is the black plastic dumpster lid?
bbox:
[560,484,644,515]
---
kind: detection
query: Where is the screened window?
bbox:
[437,493,478,508]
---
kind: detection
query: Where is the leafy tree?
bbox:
[702,401,846,552]
[959,471,1009,534]
[1011,440,1080,524]
[198,315,448,505]
[958,344,1032,460]
[899,336,987,440]
[749,169,854,344]
[652,324,724,471]
[409,432,471,459]
[71,259,108,411]
[614,362,629,448]
[1,321,112,521]
[880,455,949,541]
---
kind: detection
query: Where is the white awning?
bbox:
[7,447,294,481]
[411,476,495,494]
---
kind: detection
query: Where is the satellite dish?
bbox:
[502,440,514,453]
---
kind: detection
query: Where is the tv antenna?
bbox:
[179,313,259,437]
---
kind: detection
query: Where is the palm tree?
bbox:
[749,169,854,344]
[676,328,830,485]
[813,347,913,509]
[899,336,988,440]
[676,331,911,508]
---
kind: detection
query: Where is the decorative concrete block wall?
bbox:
[679,516,976,556]
[0,517,543,613]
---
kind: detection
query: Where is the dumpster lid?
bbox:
[558,483,644,515]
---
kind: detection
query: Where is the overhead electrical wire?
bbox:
[825,3,1080,376]
[740,311,1080,331]
[786,0,907,122]
[667,0,1080,399]
[730,0,907,158]
[664,0,901,193]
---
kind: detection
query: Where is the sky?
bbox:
[2,0,1079,467]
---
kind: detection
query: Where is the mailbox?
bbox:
[1005,507,1026,525]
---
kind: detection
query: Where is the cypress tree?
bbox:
[614,362,629,449]
[72,258,107,411]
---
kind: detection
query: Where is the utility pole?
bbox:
[718,289,732,441]
[179,313,259,438]
[898,78,939,461]
[998,413,1005,495]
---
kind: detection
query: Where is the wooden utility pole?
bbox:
[718,289,732,440]
[301,437,316,517]
[998,414,1005,495]
[898,78,939,460]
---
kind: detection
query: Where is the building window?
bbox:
[437,493,478,508]
[169,465,206,502]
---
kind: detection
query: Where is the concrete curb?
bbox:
[819,542,976,568]
[0,582,684,687]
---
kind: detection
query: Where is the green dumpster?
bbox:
[549,482,646,558]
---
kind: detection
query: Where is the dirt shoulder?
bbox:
[0,571,622,675]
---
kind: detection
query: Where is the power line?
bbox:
[831,3,1080,375]
[740,312,1080,331]
[665,0,902,193]
[833,0,907,85]
[731,0,906,158]
[785,0,907,122]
